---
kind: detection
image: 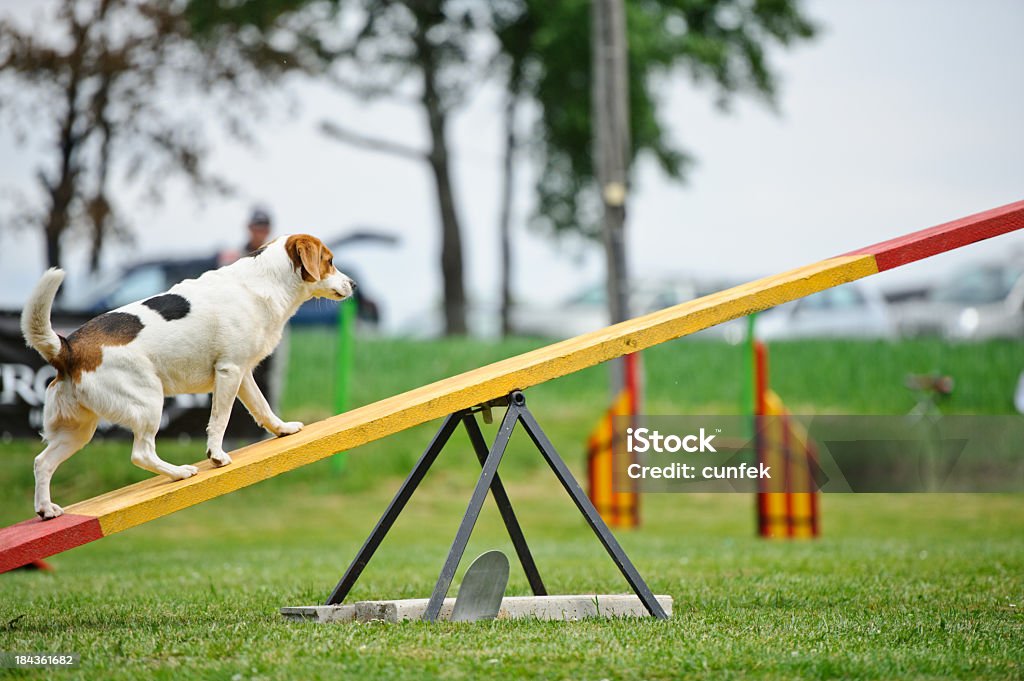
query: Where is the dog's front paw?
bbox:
[276,421,304,437]
[206,449,232,467]
[36,502,64,520]
[167,464,199,481]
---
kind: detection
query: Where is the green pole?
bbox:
[740,314,757,438]
[331,298,357,472]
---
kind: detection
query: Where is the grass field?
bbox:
[1,334,1022,679]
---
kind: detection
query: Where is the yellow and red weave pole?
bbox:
[753,340,820,539]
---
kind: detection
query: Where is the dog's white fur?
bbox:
[21,234,354,519]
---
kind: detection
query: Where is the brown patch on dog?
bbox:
[52,312,144,382]
[285,234,335,282]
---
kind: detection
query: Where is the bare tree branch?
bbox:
[319,119,426,161]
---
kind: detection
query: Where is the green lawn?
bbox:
[1,335,1022,679]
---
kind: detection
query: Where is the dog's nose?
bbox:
[348,278,358,292]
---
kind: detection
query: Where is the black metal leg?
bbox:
[323,390,665,622]
[422,405,519,621]
[461,414,548,596]
[325,413,462,605]
[517,406,668,619]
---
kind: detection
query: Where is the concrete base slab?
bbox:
[281,594,672,623]
[280,604,358,623]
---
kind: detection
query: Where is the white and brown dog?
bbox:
[20,234,354,520]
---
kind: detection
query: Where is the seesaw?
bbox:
[2,200,1022,620]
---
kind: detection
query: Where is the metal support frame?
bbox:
[325,390,667,621]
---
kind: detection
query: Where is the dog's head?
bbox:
[280,234,356,301]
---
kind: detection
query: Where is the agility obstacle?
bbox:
[586,388,640,528]
[753,340,820,539]
[2,199,1022,592]
[587,352,642,528]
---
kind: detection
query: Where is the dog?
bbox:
[20,234,355,520]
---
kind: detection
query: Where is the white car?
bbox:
[511,278,709,339]
[894,261,1024,340]
[755,283,896,341]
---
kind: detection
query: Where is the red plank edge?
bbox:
[0,514,103,574]
[845,200,1024,271]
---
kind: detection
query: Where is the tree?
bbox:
[491,3,532,336]
[201,0,485,336]
[177,0,483,336]
[493,0,817,320]
[316,0,489,336]
[0,0,318,273]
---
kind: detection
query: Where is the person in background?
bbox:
[218,206,273,266]
[244,207,272,254]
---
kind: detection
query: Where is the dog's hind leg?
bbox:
[130,427,199,481]
[125,392,197,480]
[91,375,197,481]
[34,411,98,519]
[237,369,303,439]
[204,362,244,467]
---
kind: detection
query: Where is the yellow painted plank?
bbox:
[69,253,879,535]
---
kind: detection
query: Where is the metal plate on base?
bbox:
[451,550,510,622]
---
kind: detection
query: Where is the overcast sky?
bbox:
[1,0,1022,333]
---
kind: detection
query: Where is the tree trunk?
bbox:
[44,228,63,271]
[39,8,89,273]
[592,0,631,326]
[42,57,83,271]
[424,104,467,336]
[417,30,467,336]
[498,91,518,337]
[87,72,115,273]
[592,0,632,394]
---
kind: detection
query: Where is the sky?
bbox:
[1,0,1022,333]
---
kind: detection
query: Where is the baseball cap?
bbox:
[249,207,272,226]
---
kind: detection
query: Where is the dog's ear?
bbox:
[285,235,324,282]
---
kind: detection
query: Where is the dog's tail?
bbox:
[21,268,66,364]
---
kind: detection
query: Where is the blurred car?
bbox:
[893,260,1024,340]
[63,254,379,326]
[511,278,706,338]
[754,283,895,341]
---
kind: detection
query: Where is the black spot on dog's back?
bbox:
[244,245,268,258]
[143,294,191,321]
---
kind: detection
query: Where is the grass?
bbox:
[0,488,1020,680]
[287,333,1024,423]
[0,333,1022,679]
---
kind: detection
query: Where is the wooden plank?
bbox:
[66,253,879,536]
[845,200,1024,271]
[0,515,103,573]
